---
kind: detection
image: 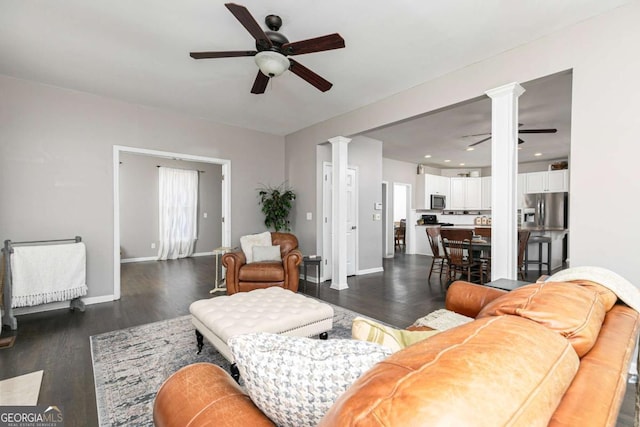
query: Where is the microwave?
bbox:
[430,194,446,210]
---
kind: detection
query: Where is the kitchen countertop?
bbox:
[438,225,568,233]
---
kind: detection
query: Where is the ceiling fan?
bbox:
[189,3,345,94]
[466,124,557,147]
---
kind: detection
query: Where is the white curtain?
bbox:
[157,167,199,260]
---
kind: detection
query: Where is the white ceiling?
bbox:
[365,71,573,168]
[0,0,631,146]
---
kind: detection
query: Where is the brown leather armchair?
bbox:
[222,232,303,295]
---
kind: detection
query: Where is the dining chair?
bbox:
[474,227,491,239]
[517,230,531,280]
[440,229,484,285]
[394,223,406,251]
[473,227,491,281]
[425,226,447,282]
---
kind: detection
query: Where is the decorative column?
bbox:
[328,136,351,290]
[486,82,525,281]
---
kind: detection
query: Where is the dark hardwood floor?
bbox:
[0,253,636,426]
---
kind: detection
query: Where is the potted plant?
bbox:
[257,182,296,232]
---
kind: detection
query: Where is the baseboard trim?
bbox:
[192,252,214,257]
[13,294,116,316]
[357,267,384,275]
[121,256,156,264]
[121,252,214,264]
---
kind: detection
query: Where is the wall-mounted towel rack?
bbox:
[2,236,86,330]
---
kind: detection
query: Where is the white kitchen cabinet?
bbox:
[481,176,491,209]
[525,170,569,193]
[450,177,482,210]
[415,173,450,209]
[547,170,569,192]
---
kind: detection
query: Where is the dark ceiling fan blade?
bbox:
[468,136,492,147]
[282,33,345,56]
[289,59,332,92]
[250,71,270,94]
[190,50,257,59]
[518,128,557,134]
[225,3,272,49]
[462,131,491,138]
[518,138,525,144]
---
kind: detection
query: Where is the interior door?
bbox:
[346,168,357,276]
[322,163,358,280]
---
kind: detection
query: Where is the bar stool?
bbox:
[524,235,552,276]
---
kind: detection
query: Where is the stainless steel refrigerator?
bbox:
[523,192,568,229]
[523,192,569,261]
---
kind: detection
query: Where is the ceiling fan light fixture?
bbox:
[255,51,290,77]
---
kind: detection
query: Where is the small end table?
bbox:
[210,247,234,294]
[484,278,530,292]
[302,256,322,296]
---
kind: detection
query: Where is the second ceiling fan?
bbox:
[190,3,345,94]
[467,125,557,147]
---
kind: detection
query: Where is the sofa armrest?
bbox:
[445,280,507,318]
[222,251,246,295]
[283,249,303,292]
[153,363,274,427]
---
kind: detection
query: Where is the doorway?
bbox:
[113,145,231,300]
[393,183,411,252]
[381,181,393,258]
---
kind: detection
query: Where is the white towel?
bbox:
[10,242,87,308]
[547,266,640,313]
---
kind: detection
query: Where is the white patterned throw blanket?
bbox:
[547,266,640,313]
[10,242,87,308]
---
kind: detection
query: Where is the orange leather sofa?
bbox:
[154,280,639,426]
[221,232,303,295]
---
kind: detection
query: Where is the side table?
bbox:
[210,246,234,294]
[484,278,530,292]
[302,256,322,296]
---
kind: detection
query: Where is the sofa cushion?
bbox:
[351,317,439,352]
[240,231,272,263]
[228,332,392,427]
[568,279,618,311]
[238,262,284,282]
[477,281,606,357]
[252,245,282,263]
[319,316,580,427]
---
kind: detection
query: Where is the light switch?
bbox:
[306,212,313,220]
[151,243,156,249]
[373,213,381,220]
[203,212,208,218]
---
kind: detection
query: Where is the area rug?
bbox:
[0,370,43,405]
[90,302,367,427]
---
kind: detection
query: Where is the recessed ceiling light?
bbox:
[466,147,474,151]
[534,152,542,157]
[424,155,432,158]
[444,159,451,163]
[459,163,465,166]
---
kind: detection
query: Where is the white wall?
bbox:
[285,2,640,285]
[0,75,285,301]
[348,136,383,273]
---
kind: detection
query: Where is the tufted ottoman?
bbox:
[189,287,334,380]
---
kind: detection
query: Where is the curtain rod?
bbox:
[156,165,204,173]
